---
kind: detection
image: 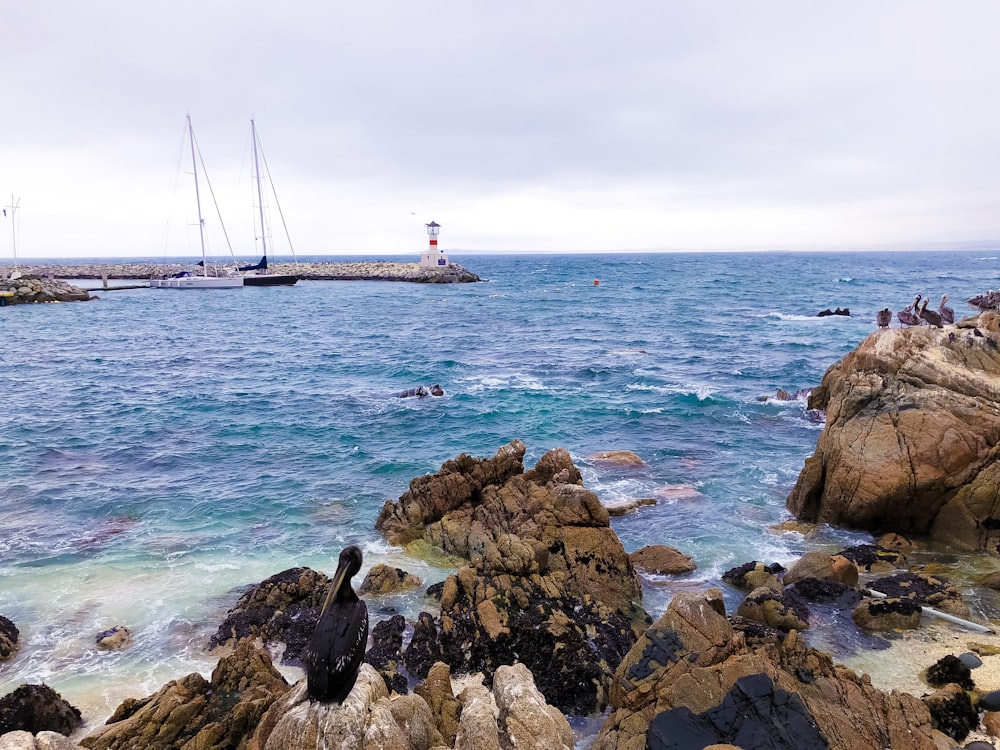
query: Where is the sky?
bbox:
[2,1,999,259]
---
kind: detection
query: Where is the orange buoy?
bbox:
[594,279,600,286]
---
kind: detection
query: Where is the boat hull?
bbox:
[243,274,298,287]
[150,276,244,289]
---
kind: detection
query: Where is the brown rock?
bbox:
[629,545,697,575]
[588,450,645,467]
[983,709,1000,737]
[357,564,422,595]
[593,588,944,750]
[736,586,810,632]
[783,551,859,587]
[454,683,500,750]
[82,641,288,750]
[414,663,461,746]
[787,312,1000,553]
[875,532,915,552]
[851,597,922,631]
[95,626,132,651]
[0,616,18,662]
[493,664,574,750]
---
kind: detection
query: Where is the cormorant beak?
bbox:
[319,556,352,616]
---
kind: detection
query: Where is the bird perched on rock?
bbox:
[876,308,892,328]
[918,298,943,328]
[897,295,922,327]
[938,294,955,325]
[304,545,369,702]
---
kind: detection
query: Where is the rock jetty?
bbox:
[787,310,1000,552]
[7,261,481,284]
[0,275,90,305]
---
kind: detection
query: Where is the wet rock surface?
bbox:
[0,275,90,305]
[787,311,1000,553]
[0,616,18,661]
[0,686,82,737]
[646,673,829,750]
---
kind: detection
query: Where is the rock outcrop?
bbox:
[208,567,330,661]
[593,590,949,750]
[80,641,289,750]
[0,731,81,749]
[375,440,647,714]
[0,616,17,661]
[246,661,569,750]
[787,312,1000,553]
[0,686,82,737]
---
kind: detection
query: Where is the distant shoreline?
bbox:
[4,260,481,284]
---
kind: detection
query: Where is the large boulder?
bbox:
[787,312,1000,553]
[80,641,288,750]
[376,441,647,714]
[208,567,330,661]
[593,590,949,750]
[0,686,82,737]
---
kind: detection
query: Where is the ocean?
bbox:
[1,250,998,734]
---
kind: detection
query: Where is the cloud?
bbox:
[3,1,999,257]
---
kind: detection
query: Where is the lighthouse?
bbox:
[419,220,448,269]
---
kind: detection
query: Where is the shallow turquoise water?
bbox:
[1,250,998,727]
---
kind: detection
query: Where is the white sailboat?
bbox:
[150,116,244,289]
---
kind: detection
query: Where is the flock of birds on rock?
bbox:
[874,291,1000,330]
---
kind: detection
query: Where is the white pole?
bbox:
[187,116,208,277]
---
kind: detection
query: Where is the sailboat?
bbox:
[4,195,22,281]
[240,119,298,287]
[150,116,244,289]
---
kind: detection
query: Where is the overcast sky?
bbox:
[3,1,999,259]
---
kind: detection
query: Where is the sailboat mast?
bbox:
[6,195,19,275]
[187,115,209,277]
[250,119,268,260]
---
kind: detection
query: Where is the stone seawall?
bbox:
[0,275,91,305]
[4,261,481,284]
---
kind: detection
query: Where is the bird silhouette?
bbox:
[304,546,368,703]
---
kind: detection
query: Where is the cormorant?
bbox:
[897,295,922,327]
[876,307,892,328]
[918,298,943,328]
[938,294,955,325]
[304,545,369,702]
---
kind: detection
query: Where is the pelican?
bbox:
[876,308,892,329]
[938,295,954,325]
[918,298,943,328]
[304,546,368,702]
[897,295,922,327]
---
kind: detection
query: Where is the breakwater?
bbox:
[4,260,481,283]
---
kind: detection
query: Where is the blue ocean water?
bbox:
[1,250,998,727]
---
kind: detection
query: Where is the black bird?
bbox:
[938,294,955,325]
[304,545,369,702]
[918,298,943,328]
[876,307,892,328]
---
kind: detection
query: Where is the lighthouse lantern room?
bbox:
[419,221,448,269]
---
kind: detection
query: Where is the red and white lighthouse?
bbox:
[419,220,448,269]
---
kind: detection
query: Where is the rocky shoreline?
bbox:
[5,313,1000,748]
[2,260,481,285]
